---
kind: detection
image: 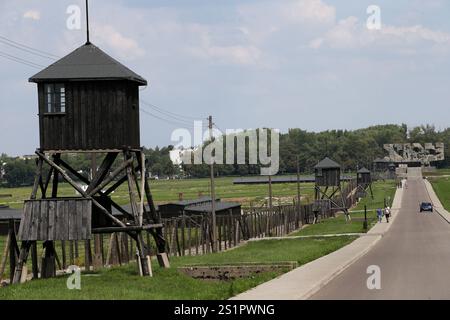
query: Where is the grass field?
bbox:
[290,180,397,236]
[0,176,316,209]
[0,236,355,300]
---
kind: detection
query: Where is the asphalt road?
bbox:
[311,168,450,300]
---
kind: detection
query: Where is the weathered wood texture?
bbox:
[357,172,372,185]
[315,168,341,187]
[18,199,92,241]
[38,81,140,151]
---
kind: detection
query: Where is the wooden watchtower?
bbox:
[12,40,169,283]
[314,157,350,221]
[356,167,373,199]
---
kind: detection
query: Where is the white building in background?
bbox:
[169,147,198,178]
[170,147,198,166]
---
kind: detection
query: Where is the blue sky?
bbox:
[1,0,450,155]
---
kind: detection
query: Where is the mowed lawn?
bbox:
[290,180,397,236]
[0,236,356,300]
[0,176,316,209]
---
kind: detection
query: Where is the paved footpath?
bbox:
[312,168,450,299]
[232,178,404,300]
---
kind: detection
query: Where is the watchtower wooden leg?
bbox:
[136,232,151,276]
[143,178,170,268]
[31,241,39,279]
[41,241,56,279]
[12,241,32,284]
[8,220,20,283]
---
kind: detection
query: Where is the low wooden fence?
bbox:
[0,179,361,280]
[161,204,313,257]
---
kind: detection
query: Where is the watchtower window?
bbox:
[316,168,323,177]
[45,84,66,113]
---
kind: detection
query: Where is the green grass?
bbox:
[430,177,450,211]
[0,176,316,209]
[352,180,396,212]
[290,180,397,237]
[0,235,92,280]
[0,236,355,300]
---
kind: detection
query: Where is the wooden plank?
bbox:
[77,200,85,240]
[47,200,56,241]
[18,201,31,240]
[81,199,88,239]
[29,201,40,241]
[68,200,77,241]
[39,200,49,240]
[55,200,64,240]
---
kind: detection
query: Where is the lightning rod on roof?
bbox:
[85,0,90,44]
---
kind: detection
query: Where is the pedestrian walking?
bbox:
[377,208,383,223]
[384,206,391,223]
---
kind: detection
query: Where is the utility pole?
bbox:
[296,155,301,227]
[208,116,217,252]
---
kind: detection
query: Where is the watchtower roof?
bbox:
[357,167,371,174]
[314,157,341,169]
[29,42,147,85]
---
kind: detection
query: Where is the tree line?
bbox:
[1,124,449,187]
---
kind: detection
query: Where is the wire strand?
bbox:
[0,50,44,69]
[0,39,58,60]
[140,108,208,129]
[141,99,203,121]
[0,35,60,59]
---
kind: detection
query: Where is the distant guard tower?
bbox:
[314,157,350,221]
[12,3,169,283]
[356,167,373,199]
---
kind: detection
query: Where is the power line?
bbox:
[0,38,58,60]
[0,36,214,130]
[140,108,207,129]
[0,35,60,59]
[140,104,202,126]
[0,50,44,69]
[141,100,203,122]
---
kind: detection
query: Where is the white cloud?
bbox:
[93,25,145,60]
[190,44,262,66]
[309,37,324,49]
[23,10,40,21]
[237,0,336,45]
[310,16,450,52]
[187,27,262,66]
[281,0,336,25]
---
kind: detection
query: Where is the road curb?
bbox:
[231,185,404,301]
[299,186,404,300]
[298,234,383,300]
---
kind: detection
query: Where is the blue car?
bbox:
[420,202,433,212]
